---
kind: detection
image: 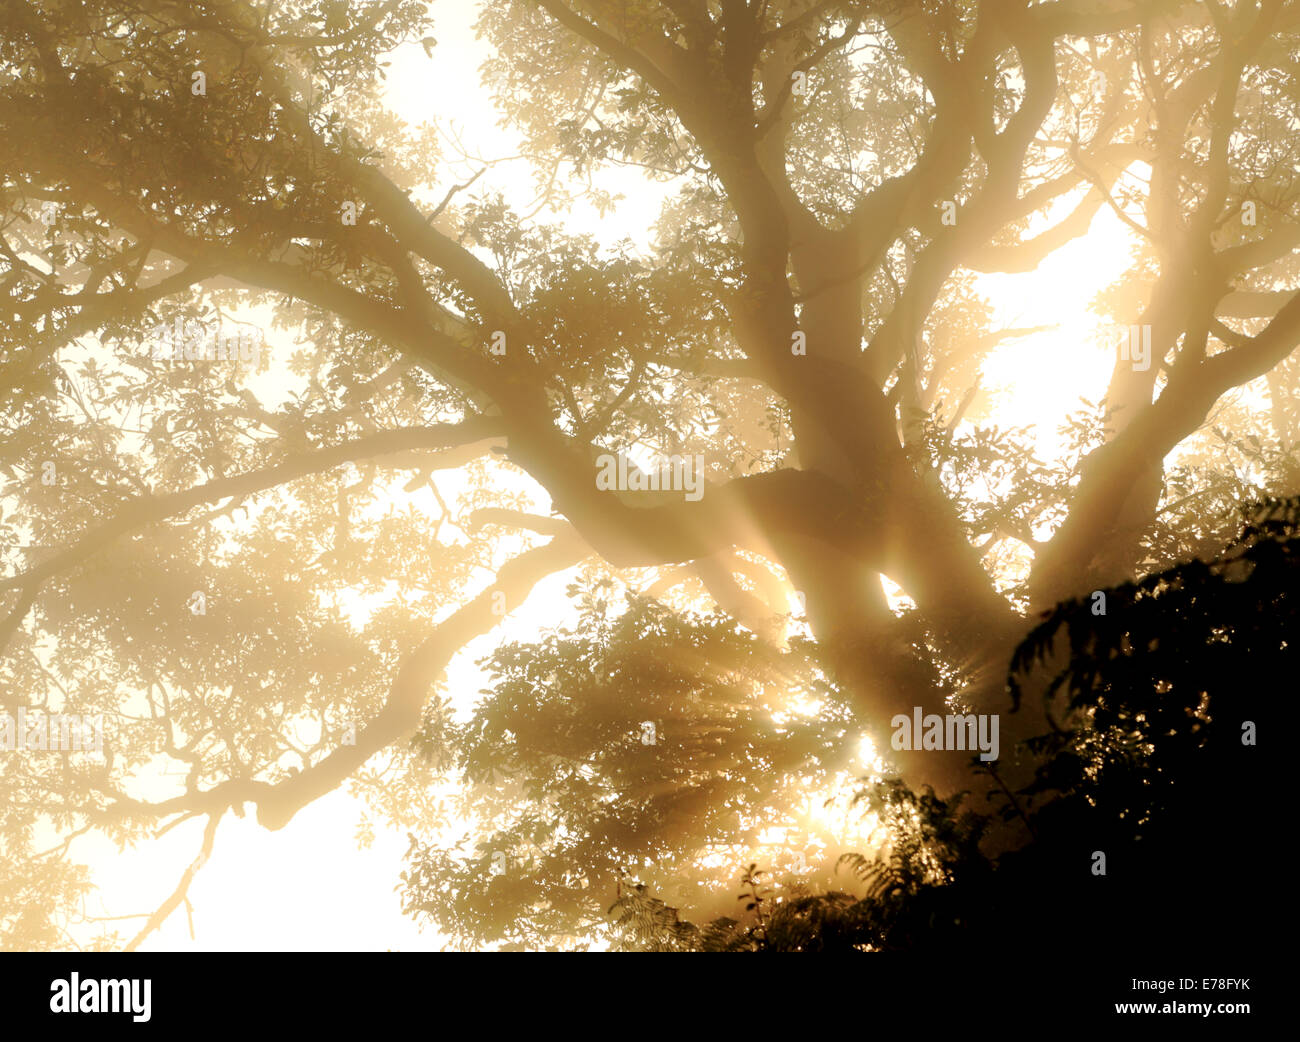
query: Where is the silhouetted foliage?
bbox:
[590,496,1287,951]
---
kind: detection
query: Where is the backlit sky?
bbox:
[63,1,1138,952]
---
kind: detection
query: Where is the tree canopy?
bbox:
[0,0,1296,951]
[590,495,1286,951]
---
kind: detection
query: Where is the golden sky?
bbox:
[61,1,1144,951]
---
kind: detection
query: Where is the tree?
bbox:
[598,495,1288,952]
[0,0,1295,950]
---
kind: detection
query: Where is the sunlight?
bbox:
[6,0,1280,962]
[974,192,1144,457]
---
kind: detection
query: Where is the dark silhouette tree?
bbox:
[594,495,1285,951]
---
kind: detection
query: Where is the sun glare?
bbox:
[11,0,1226,959]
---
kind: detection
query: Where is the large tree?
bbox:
[0,0,1296,950]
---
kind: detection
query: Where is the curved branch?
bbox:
[0,421,504,645]
[123,812,219,952]
[1029,289,1300,608]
